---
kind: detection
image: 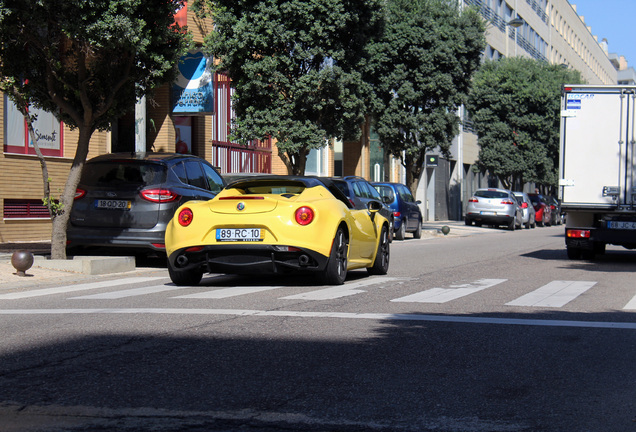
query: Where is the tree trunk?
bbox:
[49,126,92,259]
[405,151,426,199]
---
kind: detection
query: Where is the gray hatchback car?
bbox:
[67,152,225,255]
[465,188,522,230]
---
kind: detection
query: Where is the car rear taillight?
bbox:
[295,206,315,225]
[74,188,86,200]
[551,205,556,210]
[140,188,179,203]
[468,197,478,203]
[393,211,401,218]
[521,202,528,209]
[566,229,591,238]
[178,208,194,227]
[501,199,515,205]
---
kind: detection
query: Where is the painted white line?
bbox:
[0,277,166,300]
[71,284,185,300]
[624,294,636,310]
[506,281,596,307]
[0,308,635,330]
[391,279,507,303]
[174,286,285,299]
[280,277,397,300]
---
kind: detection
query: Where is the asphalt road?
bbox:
[1,224,635,432]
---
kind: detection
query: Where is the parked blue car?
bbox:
[372,182,423,240]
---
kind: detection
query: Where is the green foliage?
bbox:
[200,0,384,174]
[364,0,485,193]
[0,0,190,132]
[466,57,583,190]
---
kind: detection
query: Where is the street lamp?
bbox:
[507,16,524,57]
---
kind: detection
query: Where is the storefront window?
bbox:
[4,95,63,156]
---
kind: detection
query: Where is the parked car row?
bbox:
[465,188,562,231]
[66,154,421,268]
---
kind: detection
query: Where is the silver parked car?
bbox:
[465,188,523,231]
[513,192,536,229]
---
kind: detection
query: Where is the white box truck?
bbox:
[559,84,636,259]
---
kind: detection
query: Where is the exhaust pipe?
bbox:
[298,254,309,266]
[176,255,189,267]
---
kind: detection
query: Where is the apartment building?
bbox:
[425,0,621,221]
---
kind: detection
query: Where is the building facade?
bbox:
[429,0,621,222]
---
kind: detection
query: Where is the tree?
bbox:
[196,0,384,175]
[0,0,190,259]
[466,57,582,191]
[364,0,485,196]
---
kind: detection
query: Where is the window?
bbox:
[3,199,51,219]
[184,160,207,190]
[4,95,63,157]
[201,163,224,192]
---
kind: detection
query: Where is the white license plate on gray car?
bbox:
[95,199,131,210]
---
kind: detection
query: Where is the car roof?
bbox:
[86,152,206,164]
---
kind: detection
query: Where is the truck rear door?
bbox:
[559,85,636,208]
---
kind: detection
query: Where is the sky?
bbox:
[567,0,636,66]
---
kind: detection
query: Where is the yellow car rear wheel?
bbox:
[321,227,348,285]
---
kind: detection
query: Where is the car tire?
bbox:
[395,220,406,240]
[368,225,390,275]
[168,261,203,286]
[507,219,515,231]
[413,219,422,239]
[465,218,472,226]
[322,227,348,285]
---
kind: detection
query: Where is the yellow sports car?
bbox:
[165,176,391,285]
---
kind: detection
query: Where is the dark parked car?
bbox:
[372,182,423,240]
[67,152,225,255]
[547,196,563,225]
[527,193,553,227]
[330,176,394,240]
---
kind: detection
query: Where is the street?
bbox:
[1,224,635,432]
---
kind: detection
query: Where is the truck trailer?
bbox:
[559,84,636,259]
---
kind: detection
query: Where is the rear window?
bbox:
[474,190,509,199]
[233,180,306,195]
[80,161,166,187]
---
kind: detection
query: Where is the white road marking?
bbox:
[0,277,166,300]
[71,284,185,300]
[623,294,636,310]
[280,277,398,300]
[174,286,285,299]
[0,308,635,330]
[390,279,507,303]
[506,281,596,307]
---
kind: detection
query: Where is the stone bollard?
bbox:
[11,251,34,277]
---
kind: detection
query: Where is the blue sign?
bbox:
[172,51,214,114]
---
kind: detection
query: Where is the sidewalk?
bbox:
[0,242,166,291]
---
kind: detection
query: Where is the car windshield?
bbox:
[474,190,508,199]
[375,185,395,201]
[81,161,166,187]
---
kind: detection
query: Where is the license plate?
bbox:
[216,228,263,242]
[95,199,131,210]
[480,211,496,215]
[607,221,636,230]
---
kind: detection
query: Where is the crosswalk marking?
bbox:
[280,277,397,300]
[0,277,166,300]
[623,294,636,310]
[390,279,507,303]
[506,281,596,307]
[174,286,285,299]
[70,284,185,300]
